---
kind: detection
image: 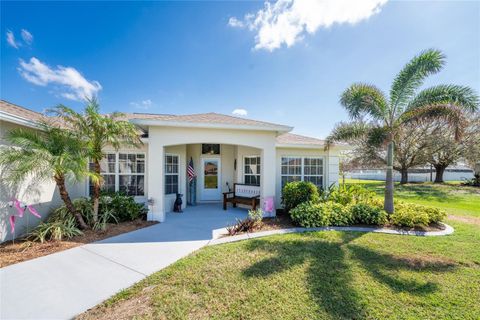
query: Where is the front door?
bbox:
[201,158,221,201]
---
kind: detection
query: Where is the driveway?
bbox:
[0,204,247,320]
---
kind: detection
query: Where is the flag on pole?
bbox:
[187,157,196,182]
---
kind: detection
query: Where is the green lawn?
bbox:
[80,182,480,320]
[345,179,480,218]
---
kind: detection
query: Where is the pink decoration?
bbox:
[9,215,16,234]
[263,196,275,213]
[8,199,41,235]
[27,205,41,218]
[13,199,25,217]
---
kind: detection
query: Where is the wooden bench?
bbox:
[223,183,260,210]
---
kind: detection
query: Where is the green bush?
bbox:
[348,203,387,225]
[99,192,148,222]
[290,202,330,227]
[390,202,446,227]
[290,201,352,227]
[320,184,375,205]
[282,181,320,213]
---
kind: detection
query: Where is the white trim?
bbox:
[200,157,222,201]
[0,111,40,129]
[130,118,293,133]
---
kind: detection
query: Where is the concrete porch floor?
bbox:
[0,204,248,320]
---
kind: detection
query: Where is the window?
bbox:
[89,153,145,196]
[165,154,179,194]
[244,156,261,186]
[202,144,220,155]
[119,154,145,196]
[281,157,324,189]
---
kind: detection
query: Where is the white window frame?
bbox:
[244,155,261,186]
[165,153,180,195]
[88,152,146,197]
[280,156,325,189]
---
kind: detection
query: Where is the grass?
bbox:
[79,181,480,320]
[345,179,480,218]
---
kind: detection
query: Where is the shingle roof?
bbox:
[0,100,45,123]
[276,133,326,146]
[125,112,291,130]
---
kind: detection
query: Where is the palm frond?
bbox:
[340,83,388,122]
[390,49,445,116]
[406,84,479,113]
[401,104,467,140]
[325,121,373,149]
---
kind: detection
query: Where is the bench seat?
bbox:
[223,183,260,210]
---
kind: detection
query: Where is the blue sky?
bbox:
[1,1,479,138]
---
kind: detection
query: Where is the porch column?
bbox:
[261,145,276,217]
[148,141,165,222]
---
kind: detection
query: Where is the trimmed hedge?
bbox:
[286,183,446,228]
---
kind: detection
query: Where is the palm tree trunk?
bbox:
[54,174,89,229]
[400,168,408,184]
[92,159,101,222]
[384,140,395,214]
[434,165,446,183]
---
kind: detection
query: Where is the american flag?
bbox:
[187,157,196,183]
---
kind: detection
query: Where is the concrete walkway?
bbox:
[0,204,247,320]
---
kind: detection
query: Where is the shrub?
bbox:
[390,202,446,227]
[320,184,375,205]
[29,202,86,242]
[290,201,352,227]
[348,203,387,225]
[248,208,263,222]
[282,181,320,213]
[99,192,148,222]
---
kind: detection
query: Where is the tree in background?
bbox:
[50,99,142,223]
[0,123,90,229]
[327,49,478,213]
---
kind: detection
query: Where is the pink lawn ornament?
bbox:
[8,199,41,235]
[263,196,275,214]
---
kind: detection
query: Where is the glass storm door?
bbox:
[201,158,221,201]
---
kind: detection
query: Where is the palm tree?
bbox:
[50,98,142,222]
[327,49,478,214]
[0,123,90,229]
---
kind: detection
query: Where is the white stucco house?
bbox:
[0,100,345,241]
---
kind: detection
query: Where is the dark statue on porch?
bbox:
[173,193,183,212]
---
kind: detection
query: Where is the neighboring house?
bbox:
[346,166,474,182]
[0,100,345,241]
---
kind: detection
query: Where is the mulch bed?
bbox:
[0,219,158,268]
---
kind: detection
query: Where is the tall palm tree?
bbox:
[0,123,90,229]
[50,98,142,222]
[327,49,478,214]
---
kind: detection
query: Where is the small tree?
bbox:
[50,98,142,222]
[327,49,479,213]
[0,123,90,229]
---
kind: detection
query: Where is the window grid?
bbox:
[89,152,146,197]
[281,157,324,189]
[244,156,261,186]
[165,154,179,195]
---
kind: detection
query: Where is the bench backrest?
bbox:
[234,183,260,198]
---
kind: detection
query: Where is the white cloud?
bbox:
[228,17,245,28]
[130,99,153,109]
[21,29,33,45]
[232,108,248,116]
[229,0,388,51]
[6,30,20,48]
[18,57,102,101]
